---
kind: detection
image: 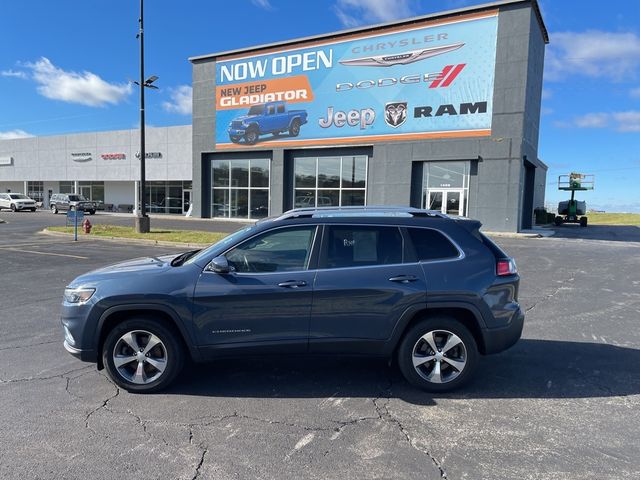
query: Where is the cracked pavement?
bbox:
[1,213,639,479]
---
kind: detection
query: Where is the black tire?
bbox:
[102,317,184,393]
[230,135,242,144]
[554,216,563,226]
[397,316,479,393]
[580,216,587,227]
[51,205,58,214]
[289,118,301,137]
[244,127,259,145]
[10,204,16,212]
[31,208,36,212]
[89,210,96,215]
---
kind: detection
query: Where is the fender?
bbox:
[382,300,486,355]
[95,303,201,361]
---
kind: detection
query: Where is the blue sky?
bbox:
[1,0,639,211]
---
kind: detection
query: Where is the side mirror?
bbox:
[206,255,232,274]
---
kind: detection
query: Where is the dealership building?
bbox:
[1,0,548,231]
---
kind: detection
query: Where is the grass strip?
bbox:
[48,224,228,244]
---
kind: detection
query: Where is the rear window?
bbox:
[407,228,460,261]
[325,226,403,269]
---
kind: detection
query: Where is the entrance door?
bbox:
[79,185,91,200]
[183,190,192,214]
[425,190,465,216]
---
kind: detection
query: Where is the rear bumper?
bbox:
[481,307,524,354]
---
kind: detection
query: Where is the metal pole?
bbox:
[139,0,146,218]
[135,0,150,232]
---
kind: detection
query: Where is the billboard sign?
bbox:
[215,11,498,149]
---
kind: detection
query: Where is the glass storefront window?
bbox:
[59,181,74,194]
[422,161,469,217]
[146,181,185,214]
[293,155,367,208]
[211,158,270,219]
[424,162,467,189]
[27,181,43,202]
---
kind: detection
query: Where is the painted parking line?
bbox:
[3,247,88,260]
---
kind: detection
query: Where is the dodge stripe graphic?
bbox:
[429,64,466,88]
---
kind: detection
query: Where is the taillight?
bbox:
[496,258,517,276]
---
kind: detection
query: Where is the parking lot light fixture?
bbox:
[134,0,158,234]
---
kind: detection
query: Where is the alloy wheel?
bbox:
[112,330,168,385]
[411,329,467,384]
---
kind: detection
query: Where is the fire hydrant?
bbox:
[82,218,92,234]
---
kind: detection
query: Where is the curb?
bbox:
[41,228,211,249]
[483,229,555,239]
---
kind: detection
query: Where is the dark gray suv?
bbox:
[61,207,523,393]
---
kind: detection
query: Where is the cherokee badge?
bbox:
[339,42,464,67]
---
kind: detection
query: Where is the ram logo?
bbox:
[384,102,408,128]
[339,43,464,67]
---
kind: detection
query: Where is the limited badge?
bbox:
[384,102,407,128]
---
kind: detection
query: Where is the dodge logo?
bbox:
[385,102,407,128]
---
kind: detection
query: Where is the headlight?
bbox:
[64,287,95,304]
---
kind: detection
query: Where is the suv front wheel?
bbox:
[102,318,184,393]
[398,316,478,392]
[51,205,58,214]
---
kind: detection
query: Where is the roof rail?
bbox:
[274,206,449,221]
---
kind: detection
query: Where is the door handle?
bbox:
[277,280,307,288]
[388,275,418,283]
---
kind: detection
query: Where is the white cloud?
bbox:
[1,69,27,79]
[0,129,34,140]
[334,0,415,27]
[24,57,132,107]
[251,0,272,9]
[162,85,192,115]
[546,31,640,81]
[556,111,640,132]
[630,87,640,98]
[541,88,552,100]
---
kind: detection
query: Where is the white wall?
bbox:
[104,181,135,207]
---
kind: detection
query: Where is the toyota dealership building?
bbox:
[0,0,548,231]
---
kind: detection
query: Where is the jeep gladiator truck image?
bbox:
[227,101,308,145]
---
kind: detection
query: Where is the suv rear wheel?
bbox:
[398,316,478,392]
[51,205,58,214]
[102,318,184,393]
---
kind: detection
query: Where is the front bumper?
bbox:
[481,307,524,355]
[228,128,247,137]
[15,203,36,210]
[63,340,96,362]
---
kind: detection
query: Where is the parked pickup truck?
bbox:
[227,101,308,145]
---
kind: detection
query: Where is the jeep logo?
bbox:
[318,107,375,129]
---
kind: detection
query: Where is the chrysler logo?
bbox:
[339,42,464,67]
[384,102,407,128]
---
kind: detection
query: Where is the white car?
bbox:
[0,193,37,212]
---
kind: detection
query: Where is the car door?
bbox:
[0,194,8,209]
[192,225,320,352]
[309,224,427,353]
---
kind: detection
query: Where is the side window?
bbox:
[267,105,275,115]
[407,228,460,261]
[325,225,402,269]
[277,104,284,114]
[0,194,7,200]
[226,226,316,273]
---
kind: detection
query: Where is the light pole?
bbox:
[134,0,158,233]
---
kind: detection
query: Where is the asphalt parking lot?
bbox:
[1,211,639,479]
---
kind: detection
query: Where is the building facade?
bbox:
[0,125,192,214]
[190,0,548,231]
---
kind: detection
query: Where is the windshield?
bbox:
[9,194,29,200]
[185,225,258,265]
[68,195,87,201]
[248,105,264,116]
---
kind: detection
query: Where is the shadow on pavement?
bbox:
[550,224,640,243]
[166,339,640,403]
